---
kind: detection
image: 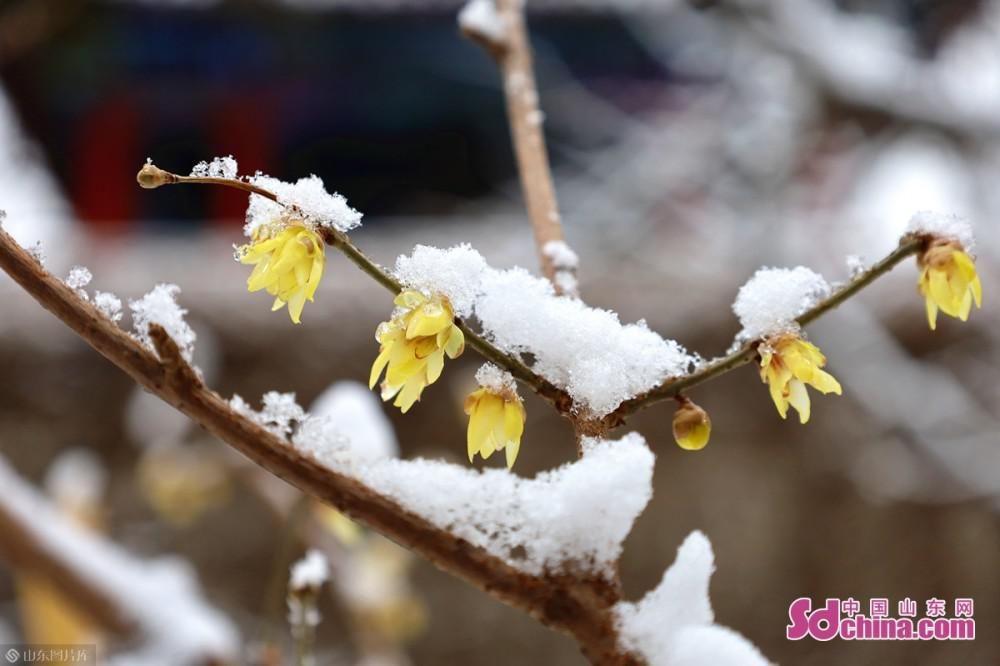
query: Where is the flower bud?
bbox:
[672,399,711,451]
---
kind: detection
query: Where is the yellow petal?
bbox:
[394,379,424,413]
[305,254,324,300]
[925,296,938,330]
[394,290,426,308]
[369,346,392,389]
[930,269,959,315]
[444,325,465,359]
[406,304,451,339]
[287,289,307,324]
[426,349,445,384]
[787,379,811,424]
[808,368,842,395]
[971,275,983,308]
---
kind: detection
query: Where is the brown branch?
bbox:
[0,228,638,665]
[600,236,925,426]
[464,0,572,291]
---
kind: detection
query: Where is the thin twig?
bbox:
[602,236,925,425]
[463,0,571,291]
[138,164,574,413]
[0,228,638,666]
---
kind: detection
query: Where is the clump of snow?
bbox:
[475,363,517,395]
[190,155,238,180]
[355,433,653,576]
[393,245,692,417]
[477,267,690,416]
[235,391,308,438]
[129,284,197,364]
[906,210,975,252]
[290,549,329,591]
[65,265,92,300]
[615,532,772,666]
[304,381,399,461]
[94,291,123,324]
[732,266,830,341]
[543,240,579,270]
[845,254,868,279]
[458,0,507,45]
[543,240,580,296]
[393,243,488,317]
[245,174,362,237]
[0,455,238,664]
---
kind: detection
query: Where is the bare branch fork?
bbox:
[0,228,637,665]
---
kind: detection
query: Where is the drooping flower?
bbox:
[917,239,982,330]
[464,381,526,469]
[237,222,325,324]
[369,290,465,413]
[759,333,841,424]
[672,398,711,451]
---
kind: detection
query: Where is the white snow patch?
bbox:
[845,254,868,279]
[290,549,329,590]
[543,240,579,270]
[477,267,690,416]
[458,0,507,45]
[65,265,92,300]
[906,210,975,253]
[94,291,123,324]
[395,245,691,416]
[302,381,399,462]
[0,455,238,664]
[393,243,488,317]
[475,363,517,395]
[732,266,830,341]
[354,433,653,576]
[245,174,362,237]
[615,531,772,666]
[190,155,238,180]
[129,284,197,364]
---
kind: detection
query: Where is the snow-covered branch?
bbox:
[0,455,237,664]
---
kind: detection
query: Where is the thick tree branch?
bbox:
[0,228,637,666]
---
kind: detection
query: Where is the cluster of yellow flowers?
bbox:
[237,221,326,325]
[368,290,465,413]
[236,220,982,464]
[670,235,983,451]
[917,239,982,330]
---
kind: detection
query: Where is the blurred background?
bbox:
[1,0,999,664]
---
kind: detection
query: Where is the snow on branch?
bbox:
[614,532,772,666]
[0,455,238,664]
[395,244,694,417]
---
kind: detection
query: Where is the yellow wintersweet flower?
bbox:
[917,239,982,330]
[759,333,841,424]
[369,290,465,413]
[237,222,325,324]
[464,386,526,468]
[672,398,711,451]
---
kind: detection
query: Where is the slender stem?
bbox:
[482,0,571,291]
[139,163,571,413]
[604,236,925,424]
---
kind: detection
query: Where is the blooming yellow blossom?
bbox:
[238,223,325,324]
[369,290,465,413]
[672,399,711,451]
[759,334,841,424]
[917,240,982,330]
[464,387,526,468]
